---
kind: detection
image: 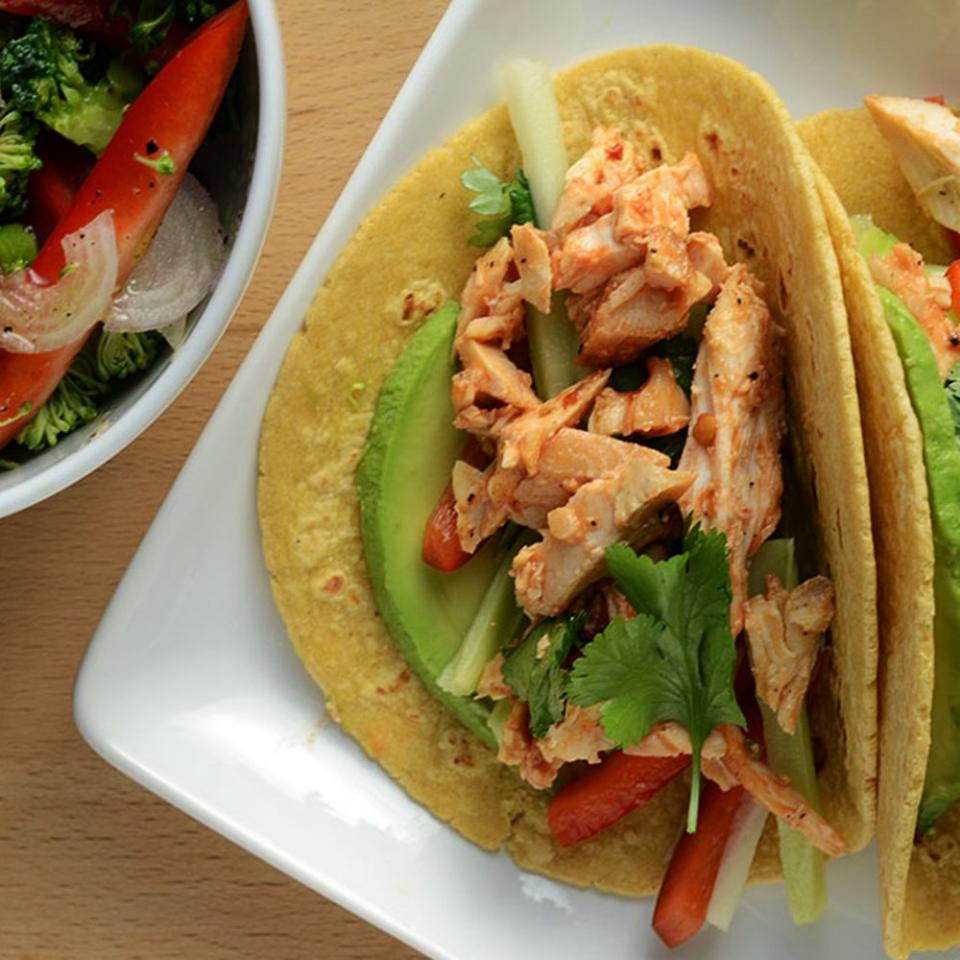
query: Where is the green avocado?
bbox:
[356,300,505,747]
[877,287,960,833]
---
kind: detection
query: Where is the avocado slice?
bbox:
[877,287,960,832]
[356,301,507,748]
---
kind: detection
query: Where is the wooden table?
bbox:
[1,2,447,955]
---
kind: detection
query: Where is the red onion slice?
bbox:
[0,211,118,354]
[106,175,225,334]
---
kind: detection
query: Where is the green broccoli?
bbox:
[0,18,143,154]
[0,107,40,217]
[16,330,165,451]
[109,0,226,55]
[16,351,108,451]
[96,330,163,380]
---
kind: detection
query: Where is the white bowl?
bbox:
[0,0,285,519]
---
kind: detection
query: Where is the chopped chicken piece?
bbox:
[865,95,960,232]
[868,241,960,379]
[551,127,643,237]
[678,264,786,635]
[574,260,713,367]
[499,702,563,789]
[718,725,847,857]
[621,722,846,855]
[511,455,694,618]
[686,230,730,296]
[457,236,525,346]
[612,153,711,249]
[588,357,691,438]
[454,427,666,550]
[476,652,511,700]
[745,574,835,734]
[498,370,611,472]
[451,339,540,438]
[551,213,645,293]
[511,223,553,313]
[539,704,613,766]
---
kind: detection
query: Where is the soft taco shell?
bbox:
[798,107,956,958]
[258,47,876,897]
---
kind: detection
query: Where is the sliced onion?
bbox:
[106,174,225,334]
[0,211,118,354]
[706,795,769,931]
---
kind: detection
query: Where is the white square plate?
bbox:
[75,1,960,957]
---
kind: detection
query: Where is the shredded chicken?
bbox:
[745,574,835,734]
[868,241,960,380]
[865,94,960,233]
[457,236,525,346]
[551,126,643,237]
[588,357,690,437]
[678,264,786,634]
[511,223,553,313]
[612,152,711,249]
[620,722,846,855]
[476,652,511,701]
[511,451,694,617]
[539,704,613,766]
[718,724,847,857]
[498,702,562,789]
[498,370,610,473]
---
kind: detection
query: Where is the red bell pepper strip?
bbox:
[25,133,94,243]
[0,0,247,449]
[0,1,188,65]
[547,752,690,847]
[652,781,747,949]
[947,259,960,315]
[422,437,490,572]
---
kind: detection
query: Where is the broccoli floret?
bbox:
[0,19,143,154]
[0,107,39,216]
[16,330,165,452]
[109,0,226,55]
[96,330,163,380]
[0,222,37,271]
[16,352,108,451]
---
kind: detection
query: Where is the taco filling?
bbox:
[358,61,848,948]
[798,92,960,958]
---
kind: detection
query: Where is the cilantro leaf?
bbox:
[502,614,584,738]
[461,156,534,248]
[649,334,698,396]
[947,362,960,447]
[569,524,744,831]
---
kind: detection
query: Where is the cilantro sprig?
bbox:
[569,524,744,831]
[947,362,960,446]
[461,155,535,248]
[501,614,585,738]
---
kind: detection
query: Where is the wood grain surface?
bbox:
[0,2,447,956]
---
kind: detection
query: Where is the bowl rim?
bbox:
[0,0,286,520]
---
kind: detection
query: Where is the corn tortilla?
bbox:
[258,47,876,898]
[798,107,955,959]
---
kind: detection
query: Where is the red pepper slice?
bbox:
[422,437,490,572]
[946,259,960,316]
[651,781,746,949]
[26,133,94,244]
[0,0,247,449]
[547,752,690,847]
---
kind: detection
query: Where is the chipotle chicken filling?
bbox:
[441,126,844,859]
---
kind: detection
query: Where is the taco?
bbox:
[798,97,960,958]
[259,46,877,946]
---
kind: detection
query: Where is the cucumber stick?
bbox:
[748,539,827,924]
[501,59,580,398]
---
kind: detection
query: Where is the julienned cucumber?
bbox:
[357,301,509,748]
[748,539,827,924]
[501,59,580,398]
